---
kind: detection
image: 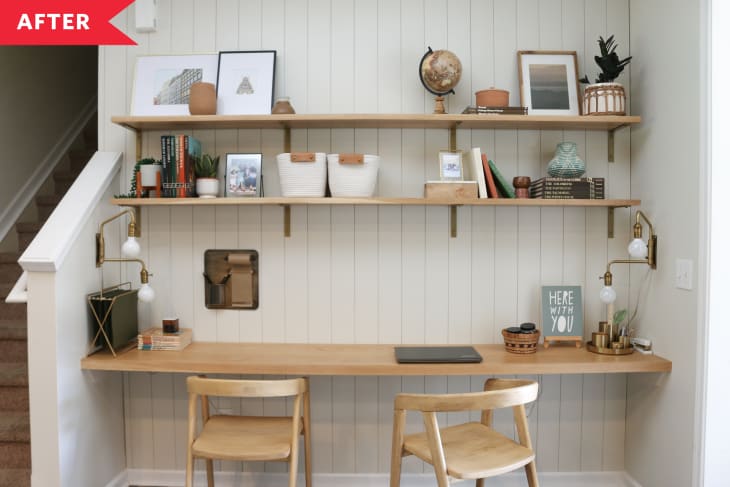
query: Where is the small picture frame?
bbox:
[517,51,581,115]
[131,54,218,116]
[216,50,276,115]
[226,153,262,197]
[439,150,464,181]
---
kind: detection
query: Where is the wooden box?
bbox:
[424,181,478,200]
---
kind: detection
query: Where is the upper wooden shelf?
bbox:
[80,342,671,376]
[112,197,639,208]
[111,113,641,132]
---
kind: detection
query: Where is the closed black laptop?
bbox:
[394,346,483,364]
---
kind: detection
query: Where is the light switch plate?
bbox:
[135,0,157,33]
[675,259,693,290]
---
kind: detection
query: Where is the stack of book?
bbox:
[160,135,202,197]
[137,327,192,351]
[530,177,605,199]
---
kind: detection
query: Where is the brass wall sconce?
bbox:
[592,210,657,355]
[95,208,154,302]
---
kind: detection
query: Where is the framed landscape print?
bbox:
[226,153,262,197]
[131,54,218,115]
[518,51,581,115]
[216,50,276,115]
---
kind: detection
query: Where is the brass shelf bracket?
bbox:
[608,207,615,238]
[284,126,291,154]
[283,204,291,237]
[608,130,615,163]
[450,205,458,238]
[449,124,459,152]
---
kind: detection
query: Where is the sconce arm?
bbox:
[102,257,150,283]
[635,210,654,237]
[96,208,140,267]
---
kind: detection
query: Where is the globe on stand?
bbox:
[419,47,462,114]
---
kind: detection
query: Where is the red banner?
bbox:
[0,0,136,45]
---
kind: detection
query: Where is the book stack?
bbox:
[530,177,605,199]
[137,327,192,351]
[160,135,202,197]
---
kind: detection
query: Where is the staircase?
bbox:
[0,114,97,487]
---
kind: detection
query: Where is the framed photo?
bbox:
[216,50,276,115]
[131,54,218,116]
[517,51,581,115]
[439,150,464,181]
[226,153,262,197]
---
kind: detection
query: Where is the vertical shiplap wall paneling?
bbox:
[99,0,636,475]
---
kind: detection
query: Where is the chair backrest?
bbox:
[187,376,308,399]
[394,379,537,412]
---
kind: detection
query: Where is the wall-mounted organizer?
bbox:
[203,250,259,310]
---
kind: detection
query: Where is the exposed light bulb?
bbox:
[121,236,141,258]
[138,283,155,302]
[627,237,648,259]
[599,285,617,304]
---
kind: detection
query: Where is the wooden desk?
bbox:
[80,343,671,376]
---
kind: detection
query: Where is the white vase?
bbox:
[196,178,219,198]
[139,164,162,187]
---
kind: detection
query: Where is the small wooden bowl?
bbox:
[502,328,541,354]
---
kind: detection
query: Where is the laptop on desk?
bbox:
[394,346,483,364]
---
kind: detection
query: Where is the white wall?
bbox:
[100,0,642,480]
[626,1,702,486]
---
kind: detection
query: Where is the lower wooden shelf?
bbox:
[112,197,639,208]
[80,342,671,376]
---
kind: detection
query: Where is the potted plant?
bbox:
[579,35,632,115]
[130,158,162,197]
[194,154,220,198]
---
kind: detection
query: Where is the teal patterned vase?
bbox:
[547,142,585,178]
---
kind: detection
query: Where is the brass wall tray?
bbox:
[586,341,634,355]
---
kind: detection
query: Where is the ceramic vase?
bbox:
[139,164,162,187]
[188,82,217,115]
[196,178,219,198]
[271,97,296,114]
[547,142,585,178]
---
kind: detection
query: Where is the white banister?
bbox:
[5,270,27,303]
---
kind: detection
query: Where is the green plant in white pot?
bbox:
[579,35,632,115]
[194,154,220,198]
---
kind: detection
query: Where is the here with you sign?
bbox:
[541,286,583,341]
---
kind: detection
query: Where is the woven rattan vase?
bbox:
[547,142,585,178]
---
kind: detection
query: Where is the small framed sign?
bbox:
[438,150,464,181]
[541,285,583,348]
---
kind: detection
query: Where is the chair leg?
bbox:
[205,459,214,487]
[475,479,484,487]
[389,409,406,487]
[525,460,539,487]
[185,456,194,487]
[303,389,313,487]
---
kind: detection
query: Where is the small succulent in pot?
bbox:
[194,154,220,178]
[579,35,632,84]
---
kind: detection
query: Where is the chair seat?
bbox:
[403,422,535,479]
[192,415,302,461]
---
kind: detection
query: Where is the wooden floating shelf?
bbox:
[112,113,641,132]
[80,342,671,376]
[113,197,640,208]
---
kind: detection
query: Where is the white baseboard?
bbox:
[122,469,641,487]
[105,470,129,487]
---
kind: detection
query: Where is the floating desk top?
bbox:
[80,342,671,376]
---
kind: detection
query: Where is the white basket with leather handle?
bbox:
[276,152,327,197]
[326,153,379,197]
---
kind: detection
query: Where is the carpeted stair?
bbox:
[0,114,96,487]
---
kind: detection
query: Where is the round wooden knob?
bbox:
[513,176,531,198]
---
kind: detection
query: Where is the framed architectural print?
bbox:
[216,50,276,115]
[131,54,218,115]
[518,51,581,115]
[226,153,262,197]
[439,150,464,181]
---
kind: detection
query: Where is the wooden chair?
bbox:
[185,376,312,487]
[389,378,539,487]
